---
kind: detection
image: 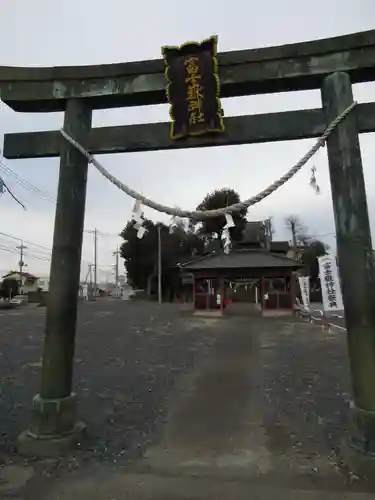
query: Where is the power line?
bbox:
[0,244,18,254]
[0,243,48,260]
[0,229,119,250]
[83,229,120,238]
[0,160,132,227]
[0,230,118,264]
[0,158,123,240]
[0,231,52,251]
[0,154,121,274]
[0,243,50,262]
[0,158,55,204]
[0,175,26,209]
[0,244,111,270]
[0,167,124,237]
[0,165,54,204]
[0,234,113,270]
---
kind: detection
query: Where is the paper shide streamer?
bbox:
[132,200,147,239]
[221,213,235,254]
[310,165,321,194]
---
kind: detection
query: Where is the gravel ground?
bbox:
[0,301,220,464]
[259,319,355,485]
[0,301,374,498]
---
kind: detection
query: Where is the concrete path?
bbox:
[141,321,272,478]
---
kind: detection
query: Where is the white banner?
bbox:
[318,254,343,312]
[298,276,310,310]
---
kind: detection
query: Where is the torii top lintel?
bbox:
[0,30,375,113]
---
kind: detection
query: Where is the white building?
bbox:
[2,271,39,294]
[36,277,50,292]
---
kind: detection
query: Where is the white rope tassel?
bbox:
[221,227,231,254]
[60,101,356,220]
[222,214,234,254]
[131,200,147,238]
[224,213,235,228]
[136,226,146,239]
[169,211,184,234]
[309,165,321,194]
[223,242,231,254]
[132,200,143,224]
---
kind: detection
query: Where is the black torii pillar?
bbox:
[17,99,92,456]
[322,72,375,458]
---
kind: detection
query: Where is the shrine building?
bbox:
[179,221,302,315]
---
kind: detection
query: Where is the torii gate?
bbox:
[1,30,375,458]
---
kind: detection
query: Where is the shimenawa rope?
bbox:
[60,101,357,220]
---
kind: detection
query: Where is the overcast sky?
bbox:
[1,0,375,281]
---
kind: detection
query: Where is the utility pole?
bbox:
[16,241,27,292]
[88,264,93,298]
[89,264,92,287]
[84,229,101,296]
[93,228,98,297]
[157,224,162,304]
[113,247,119,286]
[83,264,91,285]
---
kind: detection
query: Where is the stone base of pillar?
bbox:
[17,393,85,457]
[349,402,375,456]
[339,402,375,477]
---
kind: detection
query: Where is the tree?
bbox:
[285,215,309,246]
[195,188,247,245]
[264,217,274,241]
[302,239,329,284]
[284,215,328,284]
[0,278,19,299]
[120,217,205,293]
[169,218,205,259]
[120,219,159,290]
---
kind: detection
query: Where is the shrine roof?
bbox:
[180,249,301,271]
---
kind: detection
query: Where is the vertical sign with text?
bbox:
[298,276,310,310]
[162,36,225,140]
[318,254,343,312]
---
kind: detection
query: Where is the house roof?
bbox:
[174,255,203,266]
[270,241,290,253]
[2,271,38,279]
[170,253,210,271]
[240,221,267,244]
[181,249,301,271]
